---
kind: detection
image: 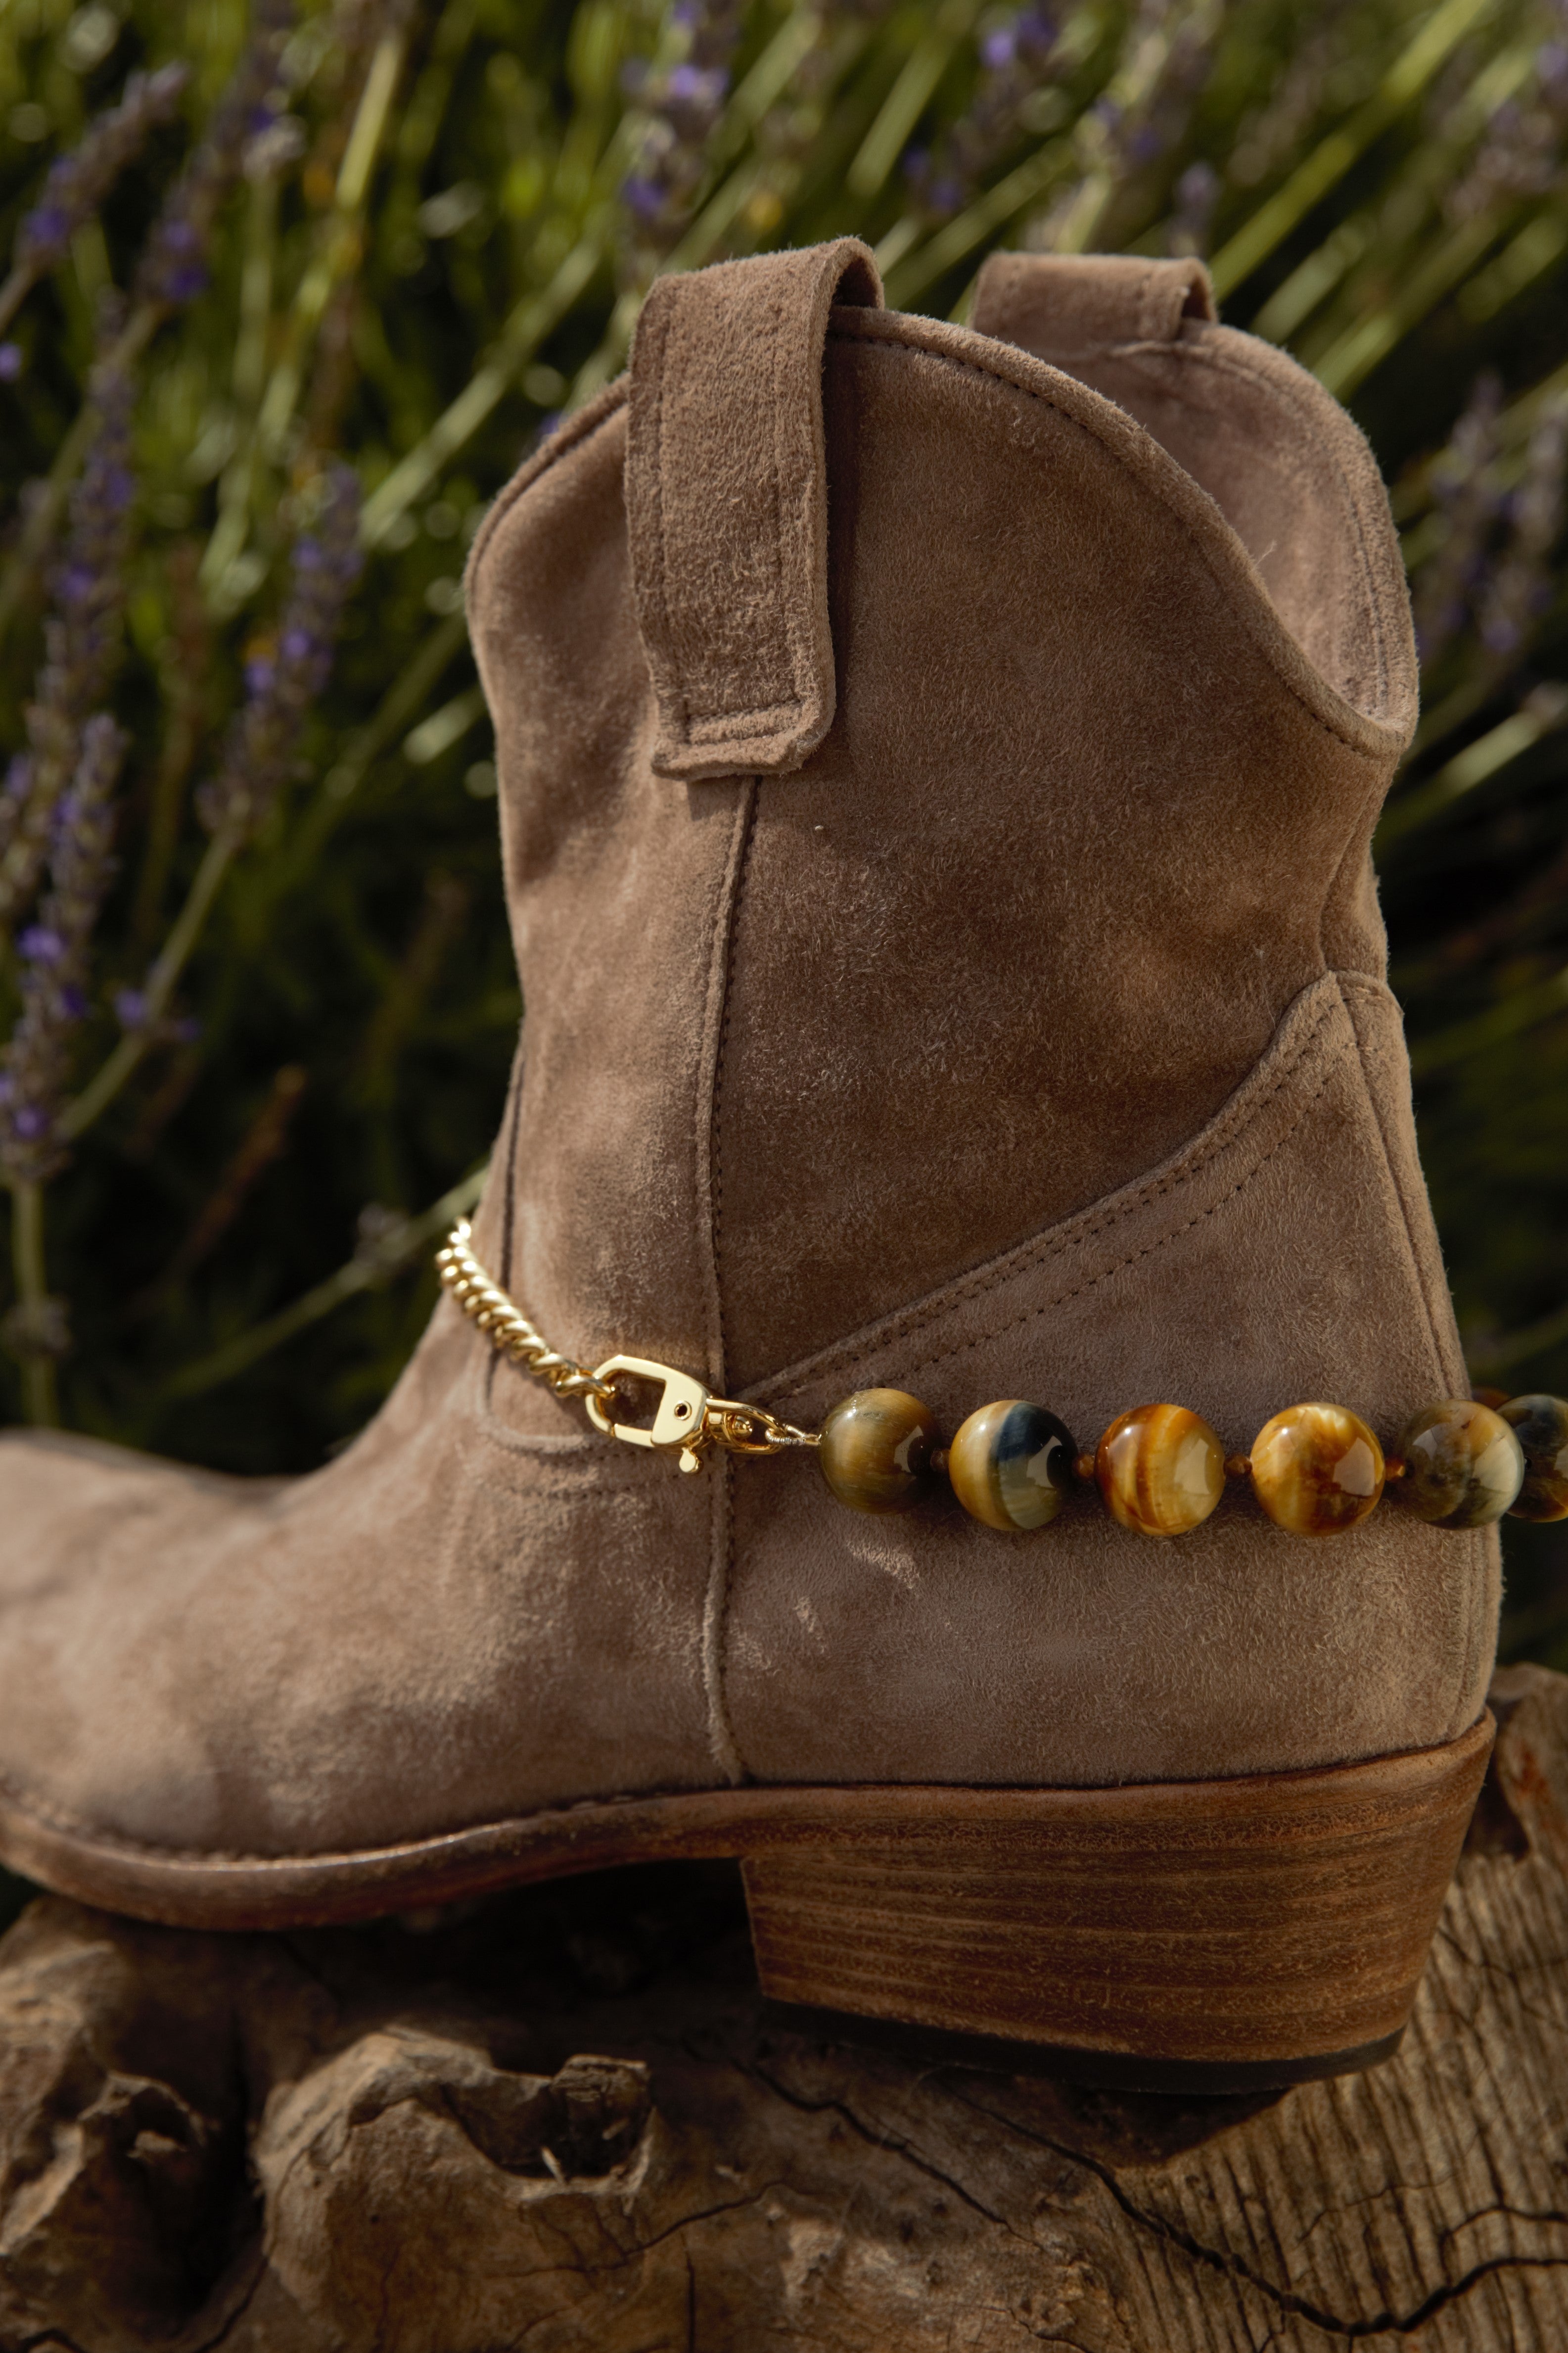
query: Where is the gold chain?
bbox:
[436,1220,820,1473]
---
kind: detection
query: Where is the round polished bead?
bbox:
[1501,1393,1568,1522]
[1249,1403,1384,1536]
[949,1399,1076,1531]
[1392,1398,1524,1526]
[1095,1403,1226,1537]
[819,1388,939,1515]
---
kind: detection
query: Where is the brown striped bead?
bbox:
[1249,1403,1384,1536]
[1392,1399,1524,1527]
[819,1389,939,1514]
[1501,1394,1568,1522]
[949,1400,1076,1531]
[1095,1403,1226,1537]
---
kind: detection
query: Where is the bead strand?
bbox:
[817,1387,1565,1539]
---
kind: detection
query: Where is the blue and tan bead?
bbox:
[818,1388,939,1514]
[1249,1402,1383,1536]
[949,1399,1076,1531]
[1501,1393,1568,1522]
[1392,1398,1524,1526]
[1095,1403,1226,1537]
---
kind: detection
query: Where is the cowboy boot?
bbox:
[0,240,1503,2091]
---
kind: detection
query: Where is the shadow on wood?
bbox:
[0,1665,1565,2351]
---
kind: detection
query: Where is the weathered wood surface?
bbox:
[2,1666,1567,2352]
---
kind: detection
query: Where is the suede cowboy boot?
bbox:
[0,240,1507,2092]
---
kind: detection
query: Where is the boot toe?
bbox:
[0,1430,277,1856]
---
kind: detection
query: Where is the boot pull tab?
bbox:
[626,239,883,782]
[972,252,1215,364]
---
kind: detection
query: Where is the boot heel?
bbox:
[739,1715,1493,2089]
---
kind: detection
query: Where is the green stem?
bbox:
[1209,0,1497,299]
[256,29,410,463]
[359,223,609,549]
[61,824,242,1143]
[0,262,39,344]
[9,1181,57,1428]
[162,1163,487,1401]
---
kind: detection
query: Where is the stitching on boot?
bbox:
[464,378,628,592]
[694,783,758,1784]
[1333,967,1492,1739]
[1130,332,1396,717]
[479,1046,529,1417]
[751,982,1346,1401]
[1334,969,1465,1392]
[826,315,1400,762]
[645,290,689,750]
[706,790,758,1386]
[892,1056,1343,1383]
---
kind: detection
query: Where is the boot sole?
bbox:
[0,1714,1491,2090]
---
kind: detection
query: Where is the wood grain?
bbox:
[0,1673,1563,2350]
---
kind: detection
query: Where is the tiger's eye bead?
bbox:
[1392,1399,1524,1526]
[949,1400,1076,1531]
[1249,1403,1384,1536]
[1501,1394,1568,1522]
[819,1389,939,1514]
[1095,1404,1226,1537]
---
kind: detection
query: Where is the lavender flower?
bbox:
[7,66,190,295]
[1446,2,1568,225]
[197,465,364,840]
[1478,392,1568,659]
[1031,0,1222,252]
[0,358,136,920]
[1165,158,1220,256]
[618,0,746,281]
[906,6,1069,225]
[134,0,294,315]
[1412,375,1506,666]
[0,716,128,1187]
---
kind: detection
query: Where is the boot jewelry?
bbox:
[438,1222,1556,1537]
[435,1221,817,1474]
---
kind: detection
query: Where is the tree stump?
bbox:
[1,1665,1566,2352]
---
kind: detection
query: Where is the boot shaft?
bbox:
[466,242,1417,1400]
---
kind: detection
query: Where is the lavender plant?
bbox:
[0,0,1564,1676]
[0,351,135,923]
[0,63,189,357]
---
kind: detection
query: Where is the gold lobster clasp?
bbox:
[586,1356,713,1472]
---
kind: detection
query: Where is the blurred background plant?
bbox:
[2,0,1568,1658]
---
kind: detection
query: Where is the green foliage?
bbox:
[2,0,1568,1639]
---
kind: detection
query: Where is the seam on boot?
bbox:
[694,782,758,1786]
[1333,966,1495,1741]
[1334,971,1467,1393]
[464,377,629,592]
[749,978,1346,1404]
[1102,330,1401,727]
[825,313,1406,761]
[891,1053,1340,1385]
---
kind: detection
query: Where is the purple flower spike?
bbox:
[906,1,1073,224]
[0,344,19,382]
[0,359,136,923]
[12,64,189,288]
[619,0,747,267]
[135,0,293,317]
[0,715,130,1187]
[197,464,364,842]
[113,987,148,1031]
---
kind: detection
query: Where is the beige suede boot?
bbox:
[0,241,1502,2091]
